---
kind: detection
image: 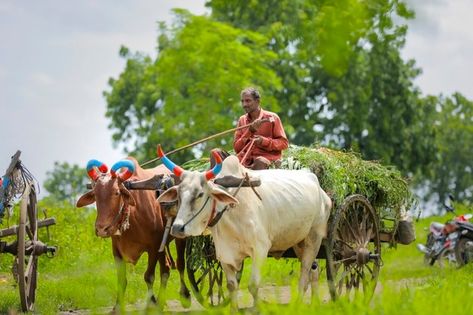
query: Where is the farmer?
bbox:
[233,87,289,170]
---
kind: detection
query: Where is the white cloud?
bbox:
[0,0,207,196]
[403,0,473,99]
[29,72,55,86]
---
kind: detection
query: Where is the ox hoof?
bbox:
[110,305,124,315]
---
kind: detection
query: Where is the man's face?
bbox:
[241,93,260,114]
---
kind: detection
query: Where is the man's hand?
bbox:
[253,135,263,146]
[249,119,264,132]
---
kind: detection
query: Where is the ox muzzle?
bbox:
[170,223,186,239]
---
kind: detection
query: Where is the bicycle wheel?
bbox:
[16,184,38,312]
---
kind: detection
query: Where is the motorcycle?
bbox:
[417,195,473,267]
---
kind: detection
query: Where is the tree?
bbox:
[207,0,432,175]
[44,162,88,204]
[426,93,473,205]
[103,1,473,207]
[104,10,281,163]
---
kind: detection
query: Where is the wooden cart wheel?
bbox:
[325,194,381,301]
[16,184,38,312]
[186,235,228,306]
[186,235,243,307]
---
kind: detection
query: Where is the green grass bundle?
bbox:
[281,145,412,222]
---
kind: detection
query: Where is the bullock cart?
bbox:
[172,145,415,305]
[0,151,57,312]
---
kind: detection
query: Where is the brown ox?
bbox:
[76,157,189,311]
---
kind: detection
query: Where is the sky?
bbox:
[0,1,472,197]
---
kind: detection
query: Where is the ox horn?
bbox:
[157,145,184,177]
[86,159,109,181]
[204,149,223,180]
[110,160,135,181]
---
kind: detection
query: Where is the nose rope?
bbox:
[108,198,130,233]
[180,196,210,230]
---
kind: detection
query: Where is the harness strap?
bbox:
[207,172,254,227]
[110,200,130,233]
[180,173,262,229]
[180,197,211,230]
[206,200,218,227]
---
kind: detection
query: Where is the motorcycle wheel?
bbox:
[454,237,473,267]
[424,233,435,265]
[435,248,457,268]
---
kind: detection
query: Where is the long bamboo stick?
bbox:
[140,119,269,167]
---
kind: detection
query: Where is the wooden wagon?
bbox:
[183,146,415,305]
[128,144,415,306]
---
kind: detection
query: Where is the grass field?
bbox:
[1,200,472,314]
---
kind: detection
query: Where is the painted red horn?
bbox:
[86,159,109,181]
[111,160,135,181]
[204,149,223,181]
[157,145,184,177]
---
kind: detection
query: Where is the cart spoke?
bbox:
[327,195,381,302]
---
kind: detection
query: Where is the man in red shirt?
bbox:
[233,87,289,170]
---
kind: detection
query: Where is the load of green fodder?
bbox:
[280,145,413,223]
[181,144,413,230]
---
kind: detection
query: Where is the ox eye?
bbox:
[197,192,204,199]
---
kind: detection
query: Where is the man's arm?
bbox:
[255,115,288,151]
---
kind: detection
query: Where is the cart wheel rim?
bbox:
[17,184,38,312]
[186,236,231,307]
[326,194,381,301]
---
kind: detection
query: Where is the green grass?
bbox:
[1,201,472,314]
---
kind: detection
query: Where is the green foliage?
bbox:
[283,145,412,219]
[427,93,473,204]
[208,0,421,159]
[43,162,89,204]
[103,2,473,210]
[104,11,281,163]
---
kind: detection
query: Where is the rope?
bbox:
[1,160,38,212]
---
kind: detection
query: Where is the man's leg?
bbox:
[252,157,271,170]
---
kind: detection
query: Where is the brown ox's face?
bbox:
[76,175,136,238]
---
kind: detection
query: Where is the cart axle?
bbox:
[0,240,56,256]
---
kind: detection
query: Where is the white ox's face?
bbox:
[158,171,239,238]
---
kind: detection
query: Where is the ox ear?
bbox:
[76,191,96,208]
[157,186,178,203]
[209,186,239,206]
[119,186,136,207]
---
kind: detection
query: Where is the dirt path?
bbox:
[58,284,331,314]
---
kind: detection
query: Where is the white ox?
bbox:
[157,146,332,307]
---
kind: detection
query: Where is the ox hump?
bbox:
[221,155,246,176]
